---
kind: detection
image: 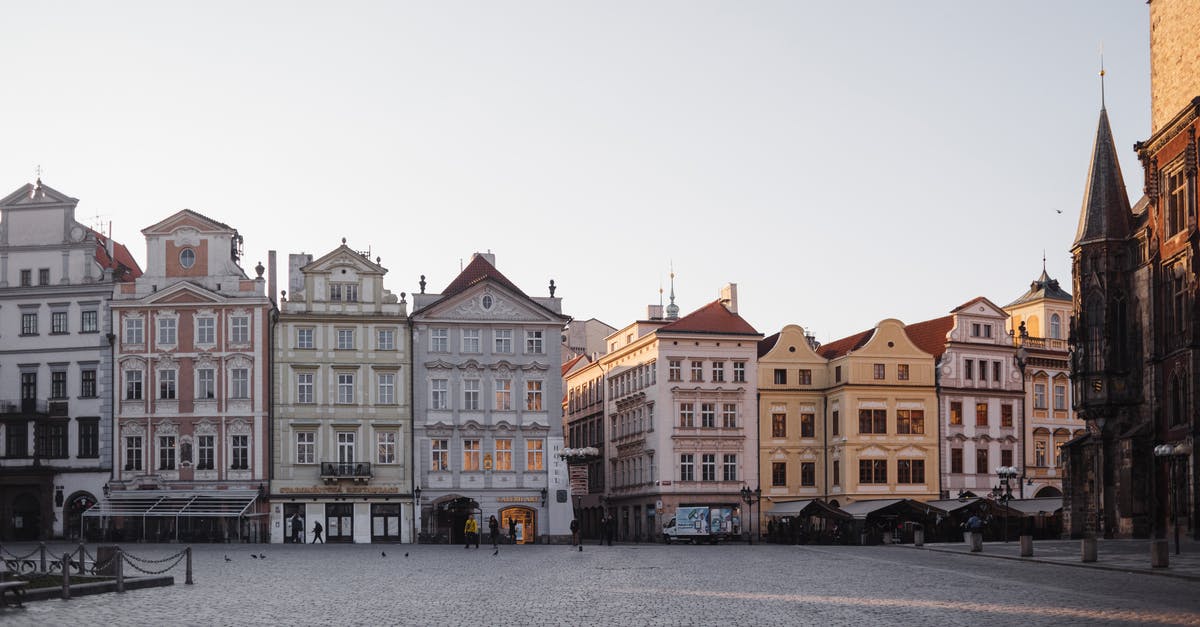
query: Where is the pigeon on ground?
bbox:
[381,551,387,557]
[224,555,231,562]
[578,545,583,552]
[259,553,266,559]
[251,554,258,559]
[404,552,409,558]
[492,549,498,556]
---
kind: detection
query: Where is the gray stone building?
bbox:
[411,252,570,544]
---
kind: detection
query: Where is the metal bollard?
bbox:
[62,554,71,600]
[39,542,47,573]
[77,543,86,575]
[115,548,125,594]
[185,547,193,585]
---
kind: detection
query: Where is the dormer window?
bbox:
[330,283,358,302]
[179,248,196,269]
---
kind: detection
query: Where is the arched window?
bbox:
[1170,372,1187,426]
[1049,314,1062,339]
[1085,296,1105,371]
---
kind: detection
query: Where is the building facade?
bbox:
[270,243,413,543]
[412,252,570,544]
[107,210,272,542]
[0,180,140,540]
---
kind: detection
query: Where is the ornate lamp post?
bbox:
[1154,443,1188,557]
[993,466,1018,542]
[740,485,762,545]
[413,486,422,544]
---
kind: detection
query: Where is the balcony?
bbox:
[1016,335,1069,352]
[320,461,372,483]
[0,399,48,416]
[48,400,68,417]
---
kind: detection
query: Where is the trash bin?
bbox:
[95,545,120,576]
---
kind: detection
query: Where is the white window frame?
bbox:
[337,328,355,350]
[124,317,144,345]
[494,329,513,353]
[125,369,143,400]
[157,317,177,346]
[296,327,314,349]
[297,372,314,404]
[525,330,544,354]
[494,438,513,471]
[231,368,250,399]
[463,378,481,410]
[463,439,481,471]
[377,328,395,351]
[337,373,355,404]
[377,373,395,404]
[296,431,315,465]
[525,380,543,411]
[494,379,512,410]
[430,328,448,352]
[230,316,250,344]
[526,439,544,471]
[158,369,177,400]
[376,431,397,464]
[462,328,481,353]
[196,317,216,345]
[197,368,216,400]
[431,378,448,409]
[197,434,215,470]
[431,439,449,471]
[231,434,250,470]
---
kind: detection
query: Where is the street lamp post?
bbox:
[1154,443,1188,557]
[993,466,1018,542]
[740,485,762,545]
[413,486,421,544]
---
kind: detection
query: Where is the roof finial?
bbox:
[1042,249,1047,273]
[665,262,679,320]
[1099,43,1106,110]
[35,164,42,185]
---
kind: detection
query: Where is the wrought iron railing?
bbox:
[320,462,372,479]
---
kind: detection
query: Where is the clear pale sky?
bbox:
[2,1,1150,344]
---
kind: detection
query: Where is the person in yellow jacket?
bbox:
[464,516,479,549]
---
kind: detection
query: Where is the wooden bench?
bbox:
[0,581,27,607]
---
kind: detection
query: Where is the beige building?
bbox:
[757,325,830,505]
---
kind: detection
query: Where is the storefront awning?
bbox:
[765,499,852,520]
[1006,497,1063,517]
[840,498,945,520]
[83,489,260,518]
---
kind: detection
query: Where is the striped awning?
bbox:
[83,489,259,518]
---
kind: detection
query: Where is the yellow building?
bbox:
[758,325,830,506]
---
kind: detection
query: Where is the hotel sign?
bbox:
[497,496,540,503]
[279,486,402,494]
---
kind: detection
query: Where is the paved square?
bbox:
[4,542,1200,625]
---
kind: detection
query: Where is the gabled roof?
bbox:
[656,300,760,336]
[950,296,1007,315]
[562,353,587,377]
[904,315,954,360]
[90,228,143,281]
[1073,108,1132,248]
[818,329,874,359]
[1005,268,1072,307]
[142,209,235,235]
[758,332,780,357]
[441,254,526,301]
[0,180,77,207]
[301,244,387,275]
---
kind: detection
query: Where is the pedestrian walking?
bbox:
[570,518,580,547]
[603,515,613,546]
[311,520,324,544]
[509,517,517,544]
[488,515,500,548]
[290,513,304,544]
[464,516,479,549]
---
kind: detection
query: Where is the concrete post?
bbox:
[115,548,125,593]
[77,543,86,575]
[970,532,983,552]
[1151,538,1170,568]
[1082,537,1098,562]
[1019,535,1033,557]
[61,554,70,600]
[185,547,193,585]
[39,542,46,573]
[914,528,924,547]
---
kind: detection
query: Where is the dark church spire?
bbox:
[1072,107,1132,249]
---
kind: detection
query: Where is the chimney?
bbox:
[719,283,738,314]
[647,304,663,320]
[268,250,278,306]
[474,251,496,266]
[289,253,313,298]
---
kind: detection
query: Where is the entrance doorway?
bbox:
[284,503,306,543]
[10,492,41,541]
[434,497,479,545]
[371,504,401,542]
[326,503,354,542]
[64,492,97,541]
[500,507,536,544]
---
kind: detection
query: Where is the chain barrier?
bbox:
[0,545,41,561]
[123,549,188,565]
[89,553,117,574]
[3,559,36,575]
[121,552,186,576]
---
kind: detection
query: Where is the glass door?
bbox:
[326,503,354,542]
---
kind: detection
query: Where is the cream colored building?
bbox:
[757,325,830,506]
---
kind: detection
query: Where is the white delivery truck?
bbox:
[663,506,735,544]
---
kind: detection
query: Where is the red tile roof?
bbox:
[562,353,587,377]
[441,254,526,300]
[657,300,760,336]
[817,329,874,359]
[90,228,143,281]
[758,332,780,357]
[904,315,954,360]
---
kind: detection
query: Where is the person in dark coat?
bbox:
[570,519,581,547]
[509,517,517,544]
[311,520,323,543]
[290,513,304,543]
[488,515,500,547]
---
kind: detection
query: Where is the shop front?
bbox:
[270,485,414,544]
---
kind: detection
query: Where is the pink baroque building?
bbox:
[101,210,273,542]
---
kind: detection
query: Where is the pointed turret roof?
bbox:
[1005,268,1072,308]
[657,300,759,336]
[441,253,526,300]
[1073,108,1132,248]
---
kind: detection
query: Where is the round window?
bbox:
[481,295,494,310]
[179,248,196,269]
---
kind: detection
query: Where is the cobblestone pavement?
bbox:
[917,537,1200,581]
[2,541,1199,626]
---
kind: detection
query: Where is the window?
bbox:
[39,422,67,458]
[979,361,988,382]
[701,454,716,481]
[800,462,815,487]
[859,459,886,484]
[430,328,448,352]
[431,379,448,409]
[1055,441,1064,467]
[197,317,215,345]
[723,454,737,481]
[951,448,964,474]
[975,448,988,474]
[21,312,37,335]
[1035,440,1047,466]
[897,364,910,381]
[377,431,396,464]
[431,439,449,471]
[296,328,314,349]
[971,323,993,338]
[158,317,177,345]
[526,439,544,471]
[950,401,962,425]
[1001,449,1013,467]
[525,330,544,354]
[722,403,737,428]
[295,432,315,465]
[297,372,314,404]
[51,311,67,334]
[691,361,704,382]
[993,361,1001,382]
[463,378,480,410]
[858,408,886,434]
[873,363,885,380]
[1034,383,1047,409]
[197,368,215,400]
[668,360,682,381]
[376,328,395,350]
[179,248,195,269]
[964,359,974,380]
[337,432,355,463]
[897,459,925,484]
[231,316,249,344]
[494,379,512,410]
[125,370,143,400]
[494,439,512,471]
[50,371,67,399]
[19,269,31,287]
[833,460,840,485]
[773,369,787,385]
[231,368,249,399]
[711,362,725,382]
[81,369,97,398]
[159,436,176,470]
[700,403,716,428]
[4,422,27,458]
[330,283,358,302]
[733,362,746,382]
[462,328,481,353]
[1049,313,1062,339]
[798,369,812,385]
[78,420,99,458]
[680,403,695,428]
[159,369,177,400]
[231,435,249,470]
[81,310,98,333]
[198,435,215,469]
[835,366,842,382]
[525,380,543,411]
[494,329,513,353]
[337,329,355,350]
[1001,404,1013,427]
[1053,385,1066,410]
[38,268,50,285]
[680,454,695,481]
[1166,164,1187,235]
[378,373,396,404]
[124,318,143,344]
[124,436,142,470]
[896,409,924,434]
[337,373,354,404]
[975,403,988,426]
